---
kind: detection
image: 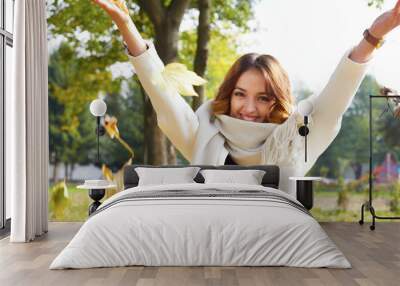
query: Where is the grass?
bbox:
[48,184,90,221]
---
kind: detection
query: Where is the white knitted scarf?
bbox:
[214,112,310,166]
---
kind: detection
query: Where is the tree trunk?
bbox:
[70,163,75,181]
[192,0,211,111]
[52,161,59,183]
[142,86,168,165]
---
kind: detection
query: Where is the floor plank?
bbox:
[0,222,399,286]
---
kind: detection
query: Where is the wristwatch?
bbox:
[363,29,385,49]
[123,41,149,57]
[123,42,134,56]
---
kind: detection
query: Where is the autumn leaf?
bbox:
[103,114,134,158]
[104,115,120,139]
[161,63,207,97]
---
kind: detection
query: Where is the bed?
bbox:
[49,165,350,269]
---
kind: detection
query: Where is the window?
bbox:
[1,0,14,235]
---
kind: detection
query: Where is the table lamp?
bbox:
[297,99,314,162]
[90,99,107,164]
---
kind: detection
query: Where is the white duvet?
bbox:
[50,183,351,269]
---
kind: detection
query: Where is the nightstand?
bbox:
[77,181,117,215]
[289,177,322,210]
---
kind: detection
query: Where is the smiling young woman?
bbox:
[212,53,293,124]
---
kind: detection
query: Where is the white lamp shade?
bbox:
[297,99,314,116]
[90,99,107,117]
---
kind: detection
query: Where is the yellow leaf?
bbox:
[161,63,207,97]
[176,82,198,97]
[104,115,120,139]
[165,63,207,86]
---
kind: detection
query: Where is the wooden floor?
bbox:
[0,222,399,286]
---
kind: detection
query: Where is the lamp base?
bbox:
[296,180,313,210]
[88,189,105,215]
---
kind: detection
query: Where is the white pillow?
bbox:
[135,167,201,186]
[200,169,266,185]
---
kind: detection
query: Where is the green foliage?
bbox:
[210,0,257,32]
[48,42,120,122]
[49,44,98,169]
[48,0,146,44]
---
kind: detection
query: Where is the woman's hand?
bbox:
[91,0,147,56]
[349,0,400,63]
[92,0,131,27]
[369,0,400,38]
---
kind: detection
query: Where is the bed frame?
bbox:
[123,165,280,190]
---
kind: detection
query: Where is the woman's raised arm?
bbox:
[350,0,400,63]
[92,0,200,161]
[305,1,400,167]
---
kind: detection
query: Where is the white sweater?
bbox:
[128,43,369,197]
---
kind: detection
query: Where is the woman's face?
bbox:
[229,68,276,123]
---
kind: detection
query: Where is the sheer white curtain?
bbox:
[8,0,49,242]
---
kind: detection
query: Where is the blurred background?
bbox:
[43,0,400,221]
